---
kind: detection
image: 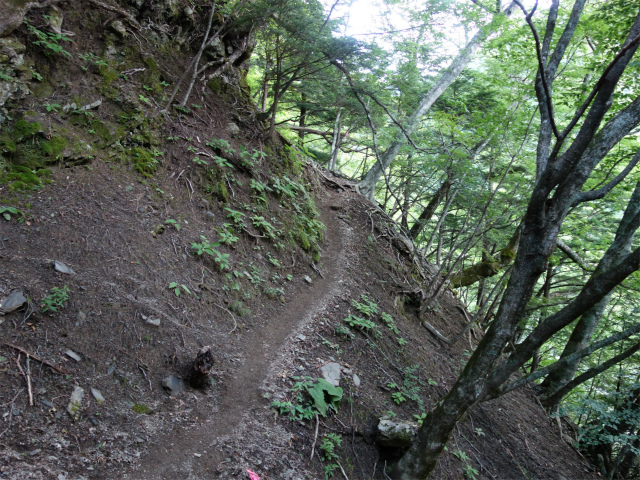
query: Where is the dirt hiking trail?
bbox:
[124,183,351,479]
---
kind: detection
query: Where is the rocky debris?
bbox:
[204,37,225,59]
[90,388,105,404]
[67,386,84,420]
[0,290,27,314]
[190,346,214,388]
[145,317,161,327]
[377,419,418,448]
[109,20,127,38]
[320,362,342,387]
[296,334,306,341]
[65,350,81,362]
[46,6,64,34]
[62,103,77,114]
[352,373,361,388]
[304,275,312,284]
[226,122,240,137]
[54,260,76,275]
[80,99,102,110]
[161,375,185,396]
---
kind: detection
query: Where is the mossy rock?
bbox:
[41,135,66,161]
[12,119,42,142]
[129,147,160,177]
[1,165,51,190]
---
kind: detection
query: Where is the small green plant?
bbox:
[238,146,265,168]
[381,311,399,334]
[272,176,300,198]
[164,219,181,231]
[43,103,61,113]
[352,295,378,317]
[139,94,151,105]
[386,383,407,404]
[343,314,378,333]
[206,138,234,155]
[320,433,342,479]
[191,235,230,271]
[0,207,23,221]
[453,450,478,479]
[475,427,485,436]
[41,285,70,313]
[463,464,479,479]
[78,52,107,68]
[413,411,427,425]
[266,253,281,267]
[251,216,277,239]
[271,377,343,421]
[27,24,72,57]
[192,156,208,166]
[213,155,232,168]
[168,282,191,297]
[335,324,355,339]
[217,228,239,246]
[225,207,246,228]
[321,337,342,355]
[397,337,408,346]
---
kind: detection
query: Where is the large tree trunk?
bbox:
[356,3,516,201]
[539,183,640,409]
[391,6,640,477]
[409,178,451,240]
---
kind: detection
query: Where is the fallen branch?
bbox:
[4,344,64,373]
[422,321,451,344]
[310,413,319,460]
[15,355,33,406]
[213,302,237,334]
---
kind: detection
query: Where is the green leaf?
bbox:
[168,282,178,289]
[2,213,10,221]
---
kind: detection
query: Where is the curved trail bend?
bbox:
[124,183,350,479]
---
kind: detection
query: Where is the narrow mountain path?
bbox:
[123,181,350,479]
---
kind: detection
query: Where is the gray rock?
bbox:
[320,362,342,387]
[46,6,64,34]
[81,100,102,110]
[65,350,81,362]
[296,334,306,341]
[304,275,312,284]
[109,20,127,37]
[42,399,54,408]
[67,386,84,420]
[54,260,76,275]
[0,291,26,314]
[77,311,86,322]
[62,103,77,113]
[377,419,418,448]
[161,375,185,396]
[90,388,105,404]
[352,373,361,388]
[29,448,41,456]
[225,122,240,136]
[146,318,161,327]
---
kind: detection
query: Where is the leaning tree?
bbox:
[391,1,640,478]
